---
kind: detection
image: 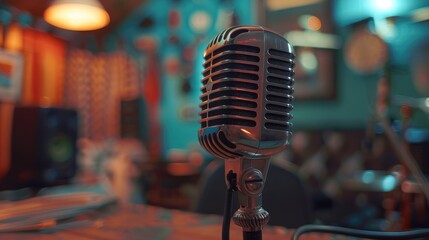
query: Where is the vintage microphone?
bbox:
[198,25,295,240]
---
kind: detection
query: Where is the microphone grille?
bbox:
[200,28,262,129]
[199,131,243,159]
[264,48,295,131]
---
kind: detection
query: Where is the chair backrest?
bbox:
[192,159,314,228]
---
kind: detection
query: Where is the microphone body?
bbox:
[198,25,295,236]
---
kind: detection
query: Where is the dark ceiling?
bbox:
[4,0,146,35]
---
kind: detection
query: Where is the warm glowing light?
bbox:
[241,129,251,135]
[307,16,321,31]
[5,23,23,51]
[44,0,110,31]
[298,15,322,31]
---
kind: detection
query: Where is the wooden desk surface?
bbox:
[0,204,333,240]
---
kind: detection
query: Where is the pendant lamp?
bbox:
[44,0,110,31]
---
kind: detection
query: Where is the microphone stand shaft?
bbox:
[225,158,270,240]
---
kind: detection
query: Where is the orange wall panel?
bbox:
[21,29,66,106]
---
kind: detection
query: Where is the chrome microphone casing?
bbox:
[198,25,295,233]
[199,25,294,160]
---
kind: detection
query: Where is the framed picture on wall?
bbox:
[259,0,338,100]
[0,50,24,101]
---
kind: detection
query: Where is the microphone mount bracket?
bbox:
[225,158,270,235]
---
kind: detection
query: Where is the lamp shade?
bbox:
[44,0,110,31]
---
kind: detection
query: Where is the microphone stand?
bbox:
[223,158,270,240]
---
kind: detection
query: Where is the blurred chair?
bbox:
[192,159,314,228]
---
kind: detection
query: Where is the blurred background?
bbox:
[0,0,429,232]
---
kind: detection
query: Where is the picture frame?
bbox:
[0,49,24,101]
[258,0,337,100]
